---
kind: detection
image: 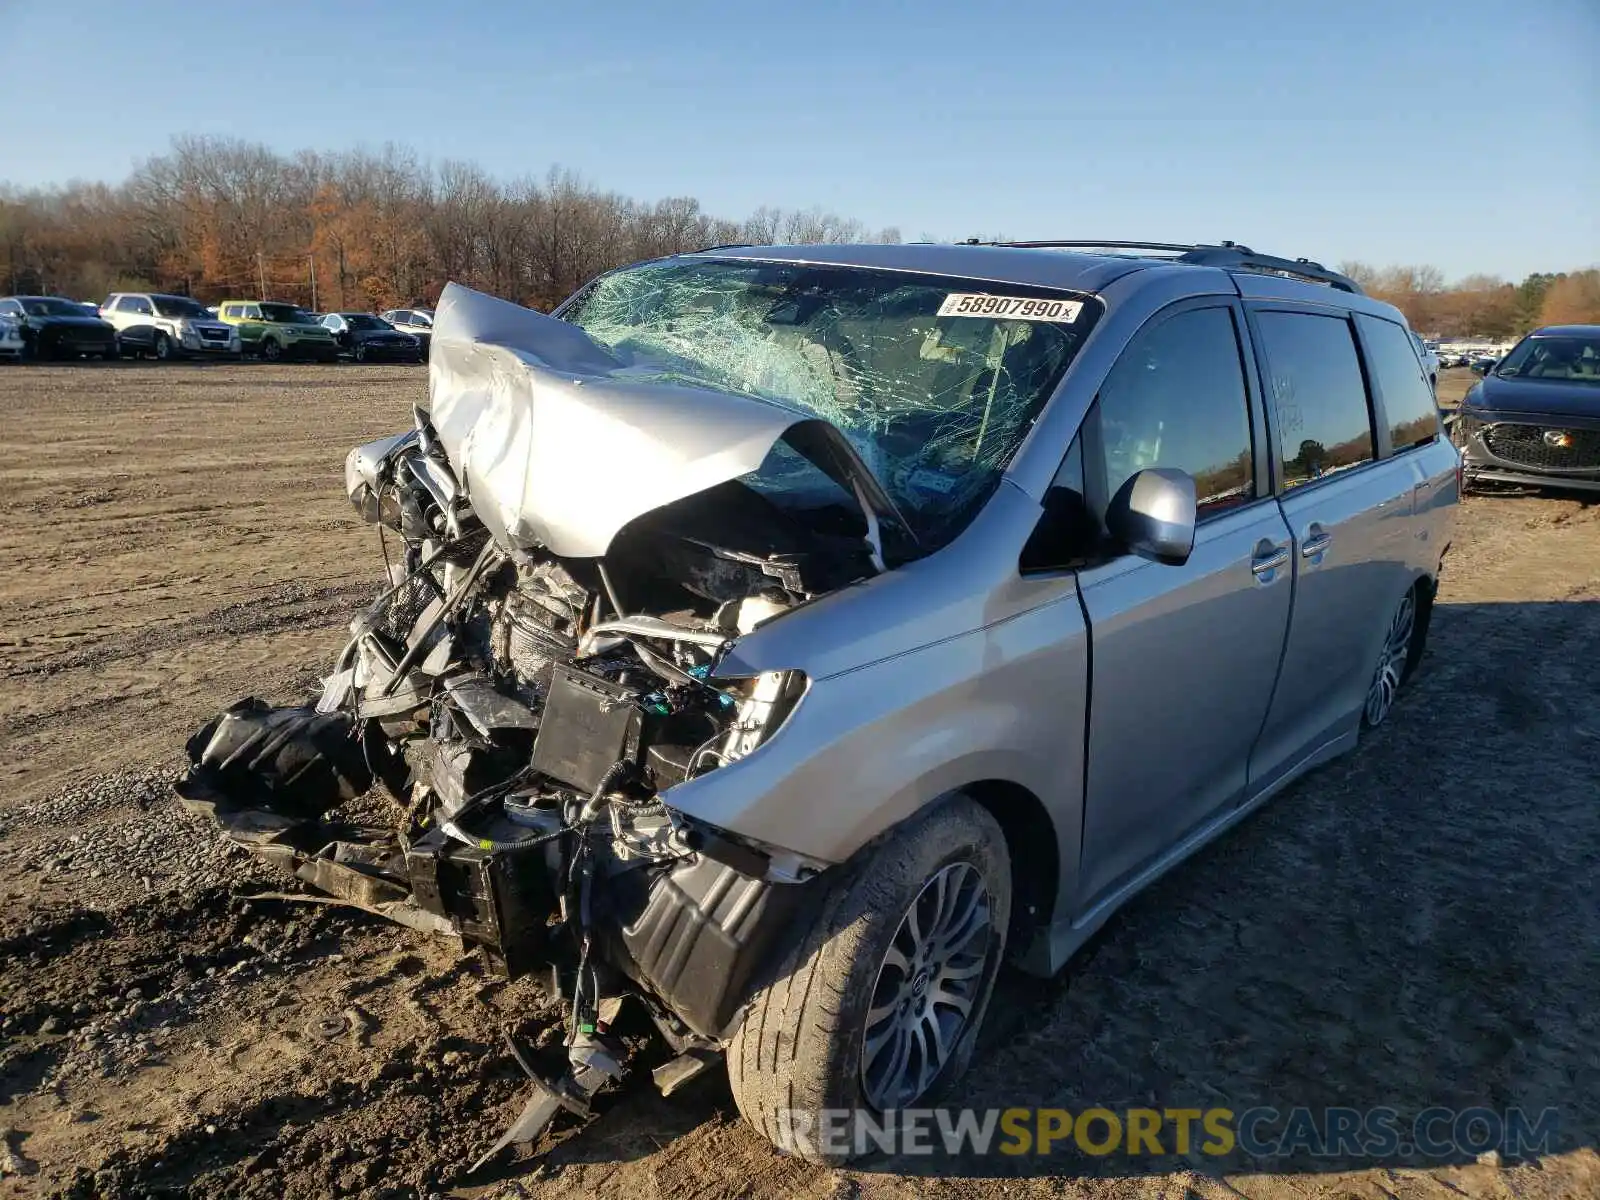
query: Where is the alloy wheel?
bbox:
[860,861,993,1111]
[1364,590,1415,727]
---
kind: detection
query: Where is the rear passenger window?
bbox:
[1096,306,1255,517]
[1358,315,1441,452]
[1254,311,1374,488]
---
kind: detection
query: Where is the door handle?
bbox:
[1301,530,1333,559]
[1251,543,1290,577]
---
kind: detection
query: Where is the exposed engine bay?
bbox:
[172,284,913,1167]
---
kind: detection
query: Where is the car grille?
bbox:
[198,327,230,342]
[1482,423,1600,473]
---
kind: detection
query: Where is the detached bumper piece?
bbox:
[173,698,455,936]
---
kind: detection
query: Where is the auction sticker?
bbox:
[938,293,1083,322]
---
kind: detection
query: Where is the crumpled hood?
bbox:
[422,282,904,559]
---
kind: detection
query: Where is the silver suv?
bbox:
[176,241,1457,1165]
[100,292,239,359]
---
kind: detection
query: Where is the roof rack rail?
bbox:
[974,239,1200,254]
[966,239,1364,295]
[1174,246,1364,295]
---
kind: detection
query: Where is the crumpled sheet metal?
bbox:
[425,282,897,559]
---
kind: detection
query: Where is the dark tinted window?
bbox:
[1255,311,1374,487]
[1358,315,1440,451]
[1096,306,1255,516]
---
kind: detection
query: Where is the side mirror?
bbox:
[1106,468,1197,566]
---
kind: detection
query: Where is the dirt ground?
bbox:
[0,361,1596,1200]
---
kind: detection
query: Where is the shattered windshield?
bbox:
[560,258,1098,547]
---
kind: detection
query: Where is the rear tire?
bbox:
[727,795,1010,1163]
[1363,585,1423,728]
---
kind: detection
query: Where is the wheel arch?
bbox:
[957,778,1061,960]
[1406,570,1437,678]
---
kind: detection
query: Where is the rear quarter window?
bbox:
[1359,315,1441,451]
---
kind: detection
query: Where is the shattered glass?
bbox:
[562,260,1098,547]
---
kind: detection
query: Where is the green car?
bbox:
[217,300,340,362]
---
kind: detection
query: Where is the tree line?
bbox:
[2,135,1594,334]
[1337,263,1600,340]
[0,136,902,312]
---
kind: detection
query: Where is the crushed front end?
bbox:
[173,284,896,1163]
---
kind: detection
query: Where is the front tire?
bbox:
[152,332,172,361]
[260,337,282,362]
[353,341,368,363]
[727,795,1010,1163]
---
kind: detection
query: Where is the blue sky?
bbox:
[1,0,1594,281]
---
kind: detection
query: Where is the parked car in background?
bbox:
[1412,331,1439,391]
[379,307,435,353]
[216,300,340,361]
[101,293,241,360]
[319,312,424,362]
[0,295,119,359]
[1452,325,1600,494]
[177,242,1456,1163]
[0,313,24,360]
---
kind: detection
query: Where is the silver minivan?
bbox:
[178,241,1458,1164]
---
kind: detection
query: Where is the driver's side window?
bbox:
[1095,305,1256,519]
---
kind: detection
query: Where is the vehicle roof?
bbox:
[681,242,1403,320]
[4,295,75,302]
[335,310,380,316]
[688,243,1155,294]
[1530,324,1600,336]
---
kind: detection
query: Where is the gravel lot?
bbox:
[1,361,1596,1199]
